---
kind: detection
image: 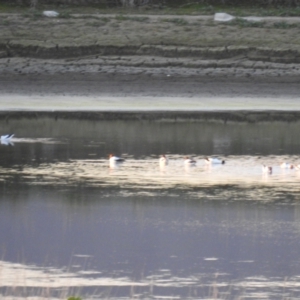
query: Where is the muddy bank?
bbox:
[1,13,300,83]
[2,110,300,123]
[0,72,299,115]
[1,56,300,78]
[2,44,300,64]
[0,13,300,88]
[0,14,299,116]
[1,72,299,97]
[1,13,300,63]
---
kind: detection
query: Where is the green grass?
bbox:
[67,297,82,300]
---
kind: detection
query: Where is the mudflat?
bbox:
[1,13,300,57]
[0,13,299,113]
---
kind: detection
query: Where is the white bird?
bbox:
[262,165,272,174]
[280,162,294,169]
[1,134,14,140]
[109,154,125,169]
[205,157,225,164]
[184,157,196,166]
[109,154,125,163]
[159,155,169,167]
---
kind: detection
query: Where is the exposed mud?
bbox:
[1,13,300,64]
[2,110,300,123]
[1,13,300,80]
[0,13,299,116]
[1,44,300,64]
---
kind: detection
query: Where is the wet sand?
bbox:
[0,72,299,113]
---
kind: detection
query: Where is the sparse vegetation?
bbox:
[1,1,300,17]
[86,21,105,26]
[58,10,71,18]
[67,297,82,300]
[22,9,42,19]
[226,18,266,28]
[273,21,299,28]
[1,19,10,25]
[0,0,300,62]
[115,15,149,22]
[162,17,189,26]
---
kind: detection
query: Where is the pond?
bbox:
[1,117,300,300]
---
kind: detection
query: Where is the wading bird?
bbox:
[205,157,225,164]
[280,162,294,169]
[262,165,273,174]
[109,154,125,169]
[159,155,169,167]
[184,157,196,166]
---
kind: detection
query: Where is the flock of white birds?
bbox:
[109,153,300,175]
[2,134,299,175]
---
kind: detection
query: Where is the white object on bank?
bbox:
[214,13,235,22]
[43,11,59,17]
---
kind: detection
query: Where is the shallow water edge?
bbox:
[1,116,300,300]
[2,110,300,123]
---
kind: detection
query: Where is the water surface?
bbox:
[1,118,300,300]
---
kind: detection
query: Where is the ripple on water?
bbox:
[0,259,299,300]
[1,155,300,200]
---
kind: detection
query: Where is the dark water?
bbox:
[1,118,300,300]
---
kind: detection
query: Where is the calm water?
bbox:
[1,118,300,300]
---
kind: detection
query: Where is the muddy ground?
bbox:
[1,13,300,66]
[0,13,299,116]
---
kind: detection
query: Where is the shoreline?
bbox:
[0,72,299,119]
[0,12,299,124]
[2,110,300,123]
[1,71,299,95]
[0,12,299,118]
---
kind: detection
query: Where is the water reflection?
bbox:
[1,140,14,146]
[0,118,300,299]
[1,190,300,299]
[1,258,300,299]
[1,155,300,195]
[1,118,300,158]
